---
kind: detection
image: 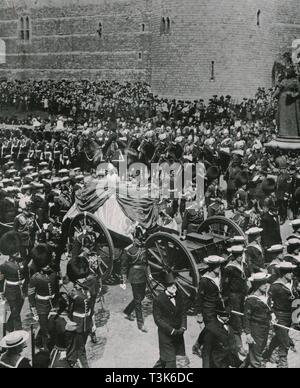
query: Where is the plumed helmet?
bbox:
[261,178,276,194]
[0,232,21,256]
[67,257,90,283]
[31,244,51,269]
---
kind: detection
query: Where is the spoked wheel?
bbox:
[68,212,115,282]
[197,216,246,258]
[198,216,246,239]
[146,232,199,308]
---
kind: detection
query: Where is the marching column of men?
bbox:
[0,221,300,368]
[189,225,300,369]
[0,229,101,368]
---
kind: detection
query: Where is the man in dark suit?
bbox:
[203,310,242,368]
[260,202,282,251]
[153,272,187,368]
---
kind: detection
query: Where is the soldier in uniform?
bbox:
[1,187,18,224]
[48,293,78,368]
[13,202,34,260]
[264,262,298,368]
[0,331,31,369]
[28,245,60,351]
[242,272,272,369]
[153,272,187,368]
[31,182,49,228]
[121,225,148,333]
[193,256,226,360]
[66,256,94,368]
[0,232,27,332]
[245,227,264,274]
[222,245,249,356]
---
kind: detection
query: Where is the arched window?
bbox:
[0,39,6,64]
[257,10,261,26]
[141,23,145,32]
[19,17,25,40]
[25,16,30,40]
[97,22,103,38]
[166,17,171,34]
[160,17,166,35]
[138,52,142,61]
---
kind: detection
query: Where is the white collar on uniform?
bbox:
[202,273,221,291]
[273,279,294,295]
[248,241,263,254]
[247,294,270,309]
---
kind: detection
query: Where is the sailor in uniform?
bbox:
[0,331,31,369]
[193,256,227,361]
[264,262,298,368]
[288,219,300,241]
[0,232,27,332]
[267,245,285,283]
[242,273,272,369]
[222,245,249,355]
[284,238,300,281]
[245,227,264,274]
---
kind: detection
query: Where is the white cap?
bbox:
[249,272,270,283]
[246,227,263,236]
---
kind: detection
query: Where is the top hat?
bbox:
[164,272,176,287]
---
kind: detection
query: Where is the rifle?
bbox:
[231,310,300,334]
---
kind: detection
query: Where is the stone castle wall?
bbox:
[0,0,300,99]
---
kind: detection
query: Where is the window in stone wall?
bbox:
[166,17,171,34]
[257,10,261,27]
[160,18,166,35]
[141,23,145,32]
[25,16,30,41]
[138,52,142,61]
[210,61,215,81]
[19,17,25,40]
[19,16,31,42]
[97,22,103,38]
